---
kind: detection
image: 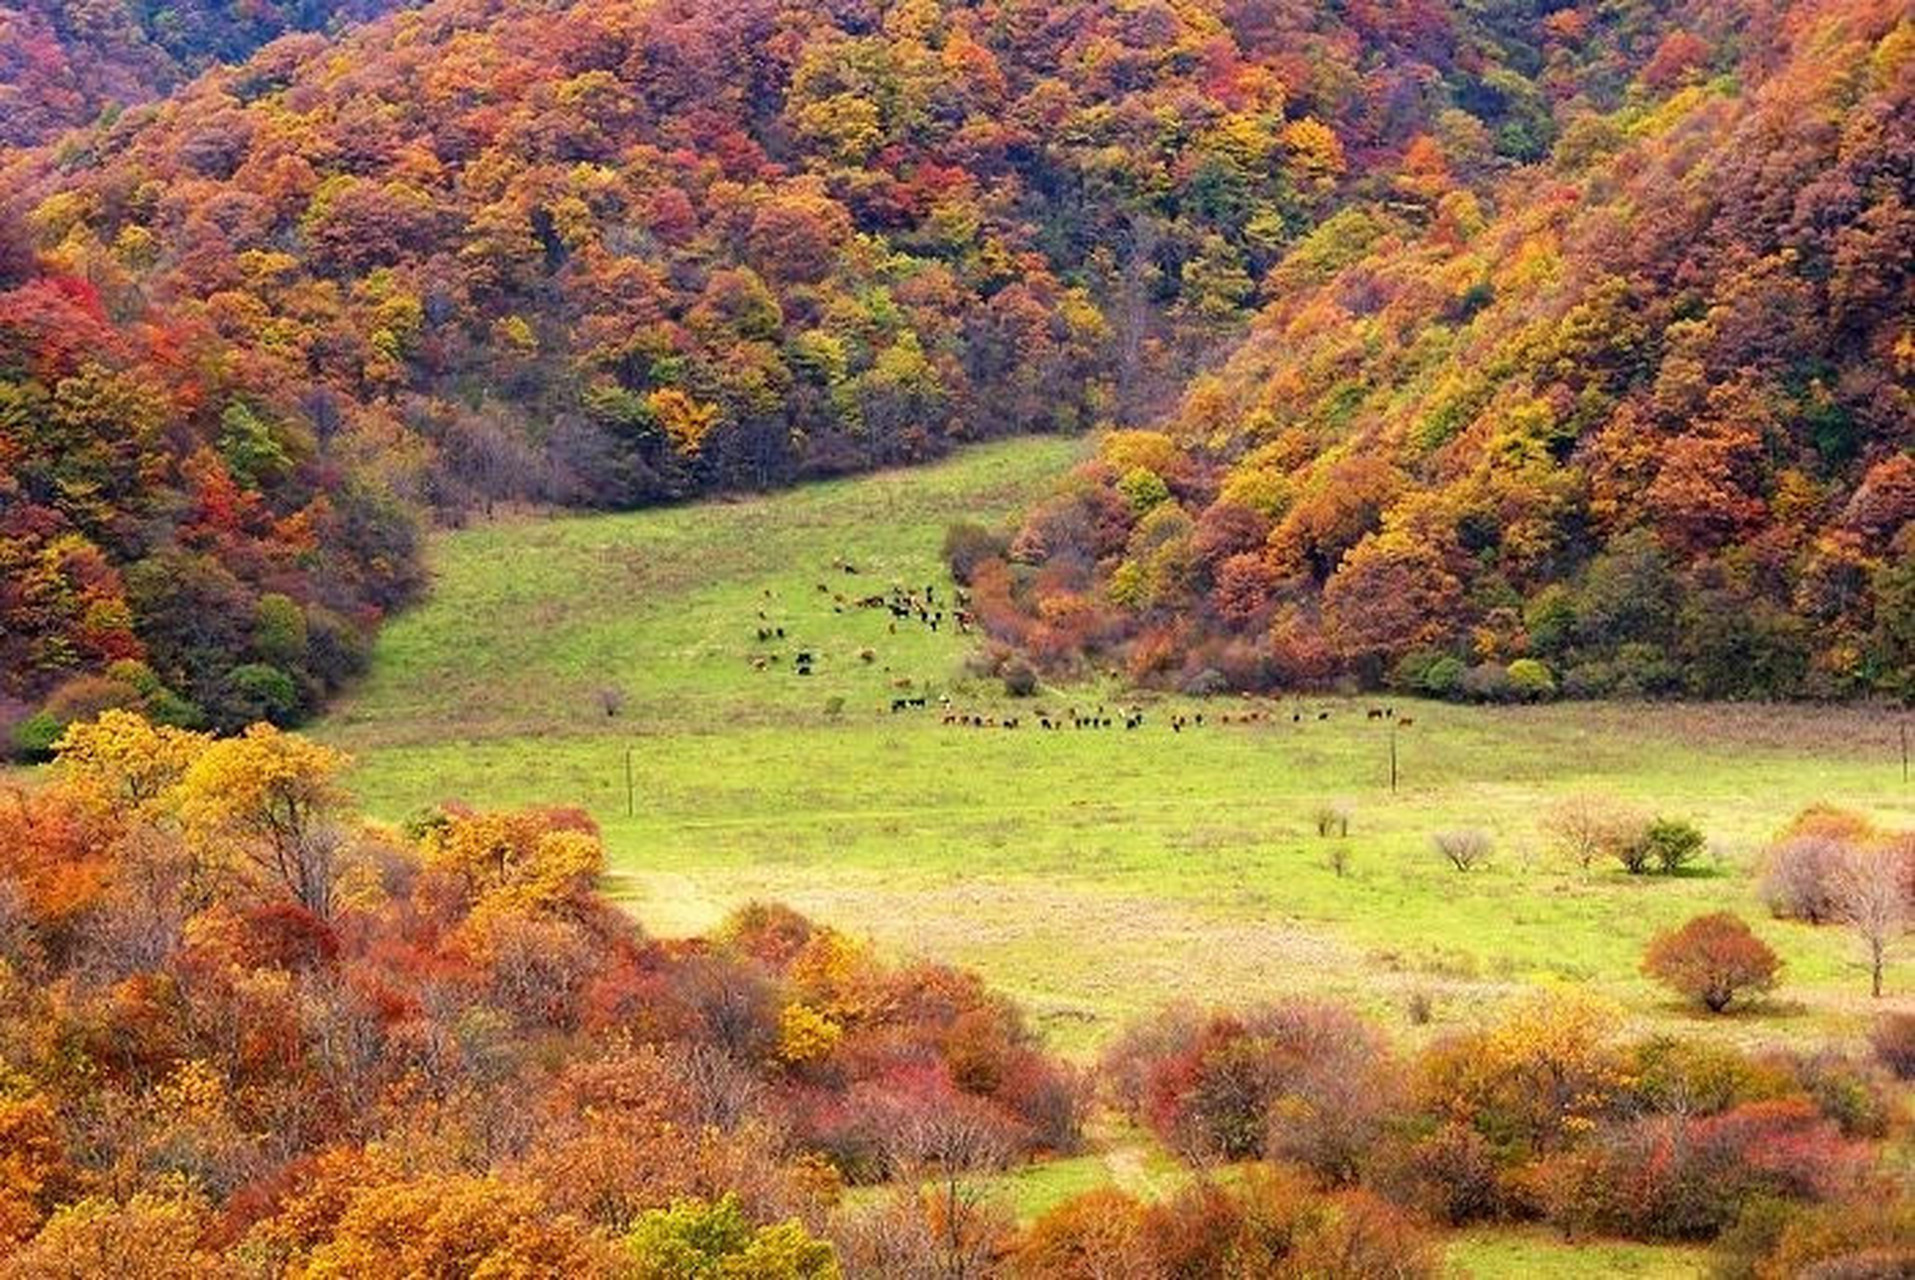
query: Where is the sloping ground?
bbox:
[322,437,1911,1060]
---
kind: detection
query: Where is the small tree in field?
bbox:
[1642,912,1781,1013]
[1833,846,1908,999]
[1433,829,1491,872]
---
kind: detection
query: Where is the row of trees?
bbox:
[970,0,1914,701]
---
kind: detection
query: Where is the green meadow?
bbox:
[319,435,1911,1274]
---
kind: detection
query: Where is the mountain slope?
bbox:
[971,0,1913,701]
[0,0,1833,741]
[0,0,415,149]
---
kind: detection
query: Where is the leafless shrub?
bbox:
[1406,990,1434,1026]
[1314,802,1352,839]
[1433,829,1492,872]
[1761,835,1850,923]
[595,685,626,718]
[1542,793,1645,872]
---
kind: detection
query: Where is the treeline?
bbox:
[0,0,1779,744]
[967,0,1915,702]
[1,714,1909,1275]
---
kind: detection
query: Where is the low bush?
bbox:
[1641,913,1781,1013]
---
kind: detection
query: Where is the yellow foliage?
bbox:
[421,810,605,922]
[647,387,721,457]
[777,1003,844,1065]
[787,930,877,1023]
[53,710,211,818]
[176,723,348,858]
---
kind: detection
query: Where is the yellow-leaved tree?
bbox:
[176,723,350,918]
[53,709,210,819]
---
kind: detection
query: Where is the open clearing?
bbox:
[319,436,1912,1274]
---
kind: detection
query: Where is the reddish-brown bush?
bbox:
[1642,912,1781,1012]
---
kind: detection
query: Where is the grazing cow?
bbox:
[1317,711,1330,720]
[892,698,908,713]
[1039,717,1053,730]
[1367,708,1385,720]
[859,648,875,662]
[1397,717,1414,728]
[1194,714,1204,726]
[817,583,830,593]
[775,627,785,639]
[751,657,768,671]
[797,651,814,665]
[1293,712,1302,723]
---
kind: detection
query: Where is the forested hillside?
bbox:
[0,0,413,148]
[970,0,1914,702]
[0,0,1901,749]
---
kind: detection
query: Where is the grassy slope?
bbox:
[320,435,1913,1275]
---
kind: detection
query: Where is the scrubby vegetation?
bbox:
[0,712,1085,1271]
[8,710,1908,1274]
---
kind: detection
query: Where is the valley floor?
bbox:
[318,436,1913,1275]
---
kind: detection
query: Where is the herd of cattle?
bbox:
[745,562,1417,731]
[927,701,1413,731]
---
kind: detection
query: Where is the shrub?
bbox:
[219,662,302,728]
[1505,658,1556,701]
[1643,818,1707,874]
[1420,655,1466,698]
[1002,659,1039,698]
[1762,835,1850,922]
[1869,1011,1915,1079]
[1642,913,1781,1013]
[942,522,1009,585]
[1313,803,1351,838]
[1459,662,1512,702]
[1432,829,1491,872]
[1540,1100,1861,1240]
[1115,1003,1397,1177]
[1373,1120,1506,1225]
[624,1194,836,1279]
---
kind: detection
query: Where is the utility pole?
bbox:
[1389,722,1398,794]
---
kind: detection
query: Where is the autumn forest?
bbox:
[0,0,1911,1275]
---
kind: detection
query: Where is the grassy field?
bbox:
[318,435,1912,1275]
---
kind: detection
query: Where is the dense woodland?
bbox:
[0,0,415,148]
[961,0,1914,701]
[0,711,1909,1274]
[8,0,1897,747]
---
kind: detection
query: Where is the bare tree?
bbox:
[880,1097,1018,1280]
[1542,793,1644,872]
[1835,846,1909,998]
[1433,829,1492,872]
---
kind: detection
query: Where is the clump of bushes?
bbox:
[1618,817,1707,875]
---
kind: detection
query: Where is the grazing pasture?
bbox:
[324,436,1912,1059]
[313,436,1911,1273]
